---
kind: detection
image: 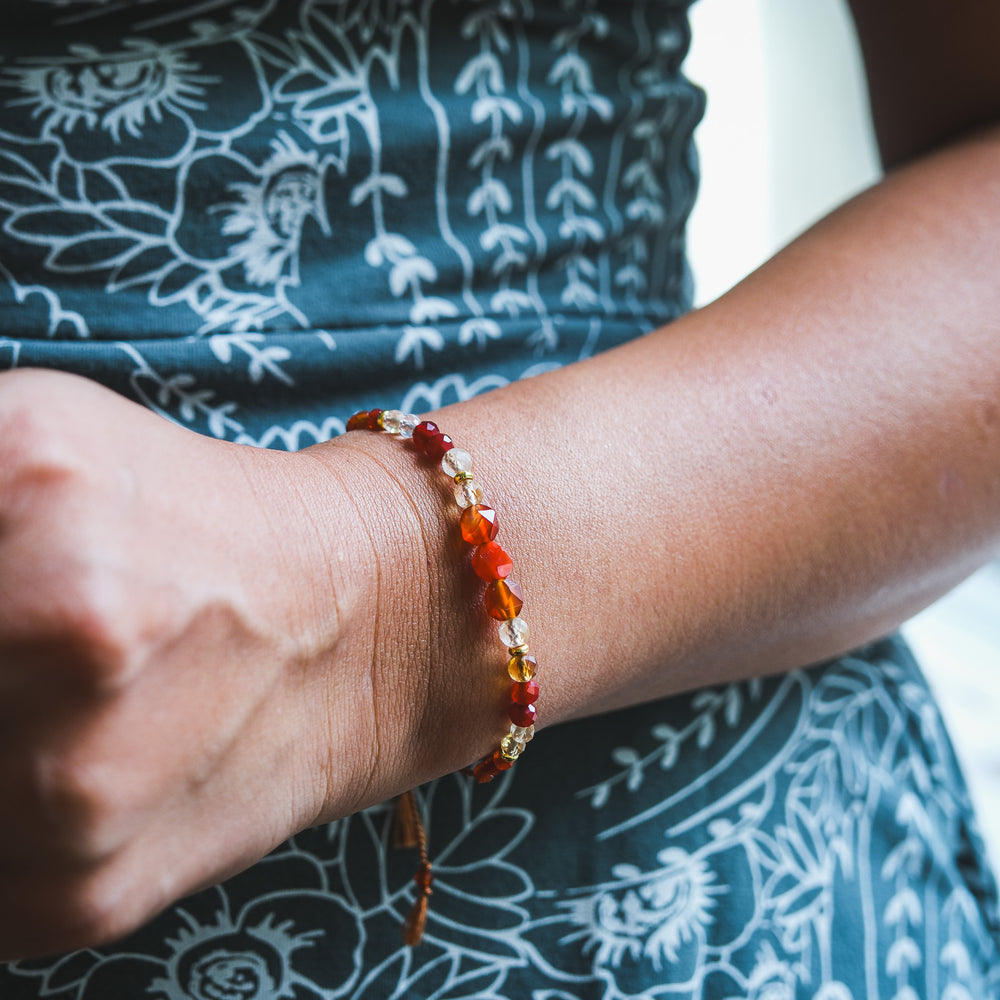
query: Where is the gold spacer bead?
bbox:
[376,410,385,430]
[453,471,474,483]
[508,643,530,657]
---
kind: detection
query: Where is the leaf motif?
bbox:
[885,887,922,927]
[458,318,502,346]
[471,95,522,125]
[611,746,639,767]
[696,715,715,749]
[547,53,593,92]
[468,178,512,217]
[455,51,504,95]
[558,216,604,242]
[886,936,921,977]
[0,178,59,211]
[480,223,529,252]
[490,288,534,315]
[545,178,596,212]
[724,686,742,727]
[103,205,169,237]
[410,296,458,325]
[49,236,139,271]
[388,256,436,297]
[545,139,594,176]
[209,336,234,364]
[589,783,610,809]
[364,233,417,267]
[941,940,972,979]
[10,208,110,241]
[350,172,408,207]
[469,135,513,169]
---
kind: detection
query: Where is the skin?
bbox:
[1,0,999,960]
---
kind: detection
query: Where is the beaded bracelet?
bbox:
[346,407,539,781]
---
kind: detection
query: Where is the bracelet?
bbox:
[347,406,540,946]
[346,407,539,779]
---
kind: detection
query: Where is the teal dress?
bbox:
[1,2,998,997]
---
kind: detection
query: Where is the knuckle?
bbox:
[34,752,123,857]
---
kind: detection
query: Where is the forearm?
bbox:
[317,125,1000,785]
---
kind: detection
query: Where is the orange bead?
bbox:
[471,541,512,581]
[485,579,524,620]
[346,411,369,431]
[460,504,499,546]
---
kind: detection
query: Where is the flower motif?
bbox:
[7,854,363,1000]
[169,134,329,304]
[559,847,721,973]
[0,30,268,165]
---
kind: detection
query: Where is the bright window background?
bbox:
[685,0,1000,871]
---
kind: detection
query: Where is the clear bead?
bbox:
[397,413,420,439]
[497,617,528,648]
[509,724,535,744]
[381,409,404,434]
[454,479,485,509]
[441,448,473,477]
[499,735,523,760]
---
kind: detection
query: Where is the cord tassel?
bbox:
[402,885,430,946]
[393,790,433,946]
[393,789,421,849]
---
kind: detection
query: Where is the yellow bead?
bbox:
[499,735,522,760]
[507,652,537,682]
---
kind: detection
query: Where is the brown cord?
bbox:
[394,790,433,946]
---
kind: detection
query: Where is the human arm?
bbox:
[1,0,999,960]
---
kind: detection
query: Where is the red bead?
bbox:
[412,420,439,453]
[511,680,539,705]
[471,541,513,581]
[485,579,524,620]
[366,408,383,431]
[424,432,454,461]
[491,750,514,771]
[346,411,369,432]
[474,759,499,783]
[509,702,537,727]
[414,868,434,890]
[460,504,499,546]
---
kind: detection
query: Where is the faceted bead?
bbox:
[412,420,439,453]
[454,479,485,509]
[499,734,523,759]
[441,447,473,477]
[474,759,499,783]
[497,616,528,647]
[366,408,383,431]
[424,432,454,461]
[472,542,513,581]
[346,410,369,432]
[381,409,403,434]
[485,579,524,621]
[509,723,535,743]
[397,413,420,439]
[491,750,514,771]
[507,652,537,682]
[511,680,540,705]
[460,504,499,546]
[509,701,537,728]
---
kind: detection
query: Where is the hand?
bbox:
[0,369,426,959]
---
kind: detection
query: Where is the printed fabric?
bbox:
[1,2,999,998]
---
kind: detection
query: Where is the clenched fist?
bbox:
[0,369,460,959]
